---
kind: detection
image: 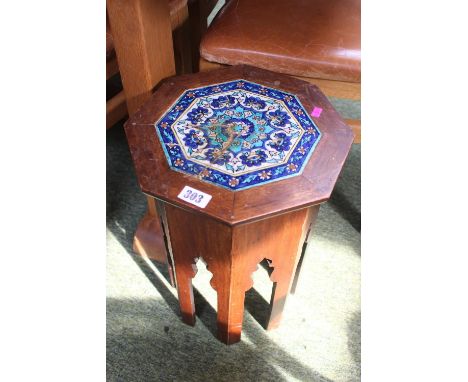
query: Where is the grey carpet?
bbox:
[106,98,360,382]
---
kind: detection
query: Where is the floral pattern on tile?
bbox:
[155,80,321,190]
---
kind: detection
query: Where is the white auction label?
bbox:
[177,186,212,208]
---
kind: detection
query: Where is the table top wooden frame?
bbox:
[125,65,354,226]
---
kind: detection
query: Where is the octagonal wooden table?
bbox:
[125,65,354,344]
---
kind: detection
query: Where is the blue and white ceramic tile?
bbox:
[155,80,321,191]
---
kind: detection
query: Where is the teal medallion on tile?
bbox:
[155,80,321,190]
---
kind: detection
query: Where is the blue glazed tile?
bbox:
[155,79,321,191]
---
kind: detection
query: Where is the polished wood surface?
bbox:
[106,0,176,115]
[165,204,317,344]
[109,0,190,84]
[125,65,354,225]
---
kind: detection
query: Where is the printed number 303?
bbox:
[183,189,204,204]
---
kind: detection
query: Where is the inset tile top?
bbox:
[155,80,321,190]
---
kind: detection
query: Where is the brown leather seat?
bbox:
[200,0,361,83]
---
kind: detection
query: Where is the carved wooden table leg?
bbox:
[290,205,320,295]
[172,256,197,326]
[165,204,316,344]
[265,207,318,329]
